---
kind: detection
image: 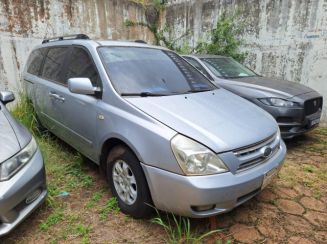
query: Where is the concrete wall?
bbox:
[0,0,153,93]
[1,0,327,125]
[163,0,327,125]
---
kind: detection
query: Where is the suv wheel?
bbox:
[107,145,153,218]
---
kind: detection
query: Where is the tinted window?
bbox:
[26,48,47,75]
[42,47,68,83]
[67,48,99,86]
[98,47,216,95]
[201,58,257,78]
[184,57,211,78]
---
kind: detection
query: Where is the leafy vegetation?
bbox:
[125,2,247,61]
[124,0,189,50]
[189,7,247,62]
[99,197,120,220]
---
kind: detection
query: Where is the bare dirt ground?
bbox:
[1,128,326,244]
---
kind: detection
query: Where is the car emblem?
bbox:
[313,100,317,106]
[262,146,272,158]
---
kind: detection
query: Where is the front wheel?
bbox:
[107,145,153,218]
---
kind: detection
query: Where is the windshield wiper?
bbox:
[121,92,168,97]
[185,89,214,93]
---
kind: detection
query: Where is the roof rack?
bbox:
[42,34,90,44]
[122,39,147,44]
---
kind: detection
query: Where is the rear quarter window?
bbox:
[42,47,68,83]
[26,48,47,76]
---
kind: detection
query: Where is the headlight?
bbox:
[0,137,37,181]
[171,134,229,175]
[258,98,299,107]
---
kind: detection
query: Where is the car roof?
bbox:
[182,54,228,59]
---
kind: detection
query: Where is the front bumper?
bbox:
[0,148,47,236]
[142,140,286,218]
[251,93,322,139]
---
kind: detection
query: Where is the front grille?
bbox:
[279,126,290,132]
[304,98,322,116]
[234,133,280,173]
[237,147,279,171]
[276,117,294,123]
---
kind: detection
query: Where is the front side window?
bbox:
[26,48,47,76]
[184,57,211,79]
[98,47,216,95]
[42,47,68,83]
[201,58,258,79]
[67,48,100,86]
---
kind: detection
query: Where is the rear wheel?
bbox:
[107,145,153,218]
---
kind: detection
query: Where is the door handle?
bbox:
[56,95,65,102]
[49,92,57,100]
[49,92,65,102]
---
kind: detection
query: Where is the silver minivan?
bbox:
[24,34,286,218]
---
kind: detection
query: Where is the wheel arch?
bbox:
[99,137,143,173]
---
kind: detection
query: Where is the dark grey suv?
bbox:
[183,55,323,139]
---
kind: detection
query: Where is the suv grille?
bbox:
[234,133,280,172]
[304,98,322,116]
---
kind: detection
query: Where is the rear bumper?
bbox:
[0,148,47,236]
[142,140,286,218]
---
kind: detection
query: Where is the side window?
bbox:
[26,48,47,76]
[66,47,99,86]
[42,47,68,83]
[187,58,209,76]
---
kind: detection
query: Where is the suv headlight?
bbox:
[171,134,229,175]
[258,98,299,107]
[0,137,37,181]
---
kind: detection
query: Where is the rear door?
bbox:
[24,47,48,123]
[43,46,101,161]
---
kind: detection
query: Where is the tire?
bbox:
[107,145,154,218]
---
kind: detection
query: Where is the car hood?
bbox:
[125,89,278,153]
[0,110,21,163]
[228,76,314,98]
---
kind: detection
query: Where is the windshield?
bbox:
[98,47,217,95]
[201,58,258,78]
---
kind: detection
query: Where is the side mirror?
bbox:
[0,91,15,104]
[68,78,95,95]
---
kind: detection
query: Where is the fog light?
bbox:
[192,204,215,212]
[26,188,42,204]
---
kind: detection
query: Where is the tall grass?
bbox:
[150,206,224,244]
[9,90,40,136]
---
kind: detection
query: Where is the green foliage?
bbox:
[124,0,189,51]
[99,197,120,219]
[9,90,41,136]
[269,199,276,205]
[302,166,314,173]
[150,206,223,244]
[185,7,247,62]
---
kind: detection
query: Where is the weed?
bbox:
[303,180,314,187]
[313,190,324,199]
[92,191,104,202]
[269,199,276,205]
[302,166,314,173]
[150,206,223,244]
[85,202,95,209]
[99,197,120,219]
